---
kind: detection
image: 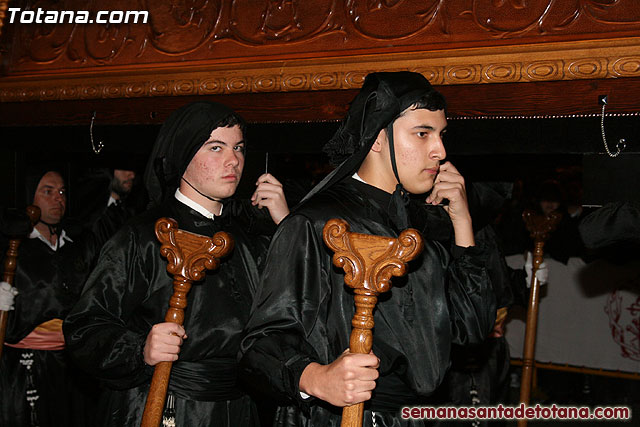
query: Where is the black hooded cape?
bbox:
[239,73,497,426]
[63,102,272,426]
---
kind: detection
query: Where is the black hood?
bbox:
[143,101,245,206]
[301,72,445,230]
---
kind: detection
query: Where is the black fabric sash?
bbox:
[167,358,243,402]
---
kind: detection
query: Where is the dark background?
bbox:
[1,114,638,215]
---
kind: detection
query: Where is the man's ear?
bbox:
[371,129,386,153]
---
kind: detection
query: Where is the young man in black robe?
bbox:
[240,72,497,426]
[63,101,289,426]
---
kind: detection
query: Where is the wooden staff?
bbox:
[140,217,233,427]
[0,205,40,359]
[323,218,423,427]
[517,209,561,427]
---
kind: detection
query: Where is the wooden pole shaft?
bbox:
[140,219,232,427]
[0,239,21,358]
[2,240,20,284]
[141,362,172,426]
[140,277,192,427]
[341,292,377,427]
[518,240,545,427]
[1,206,39,359]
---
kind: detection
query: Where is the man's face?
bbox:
[112,169,136,197]
[380,107,447,195]
[540,200,560,215]
[32,171,66,224]
[182,124,245,202]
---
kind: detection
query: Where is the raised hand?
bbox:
[426,161,474,247]
[251,173,289,225]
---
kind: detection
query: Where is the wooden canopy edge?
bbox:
[1,38,640,104]
[2,77,640,127]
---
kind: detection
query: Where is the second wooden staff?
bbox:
[518,209,561,427]
[0,206,40,359]
[323,218,423,427]
[140,217,233,427]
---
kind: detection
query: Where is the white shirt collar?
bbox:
[29,227,72,251]
[107,195,118,207]
[174,188,222,220]
[352,172,367,184]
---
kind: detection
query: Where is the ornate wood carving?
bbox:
[323,218,423,427]
[518,208,561,427]
[4,1,640,69]
[2,38,639,102]
[141,217,233,427]
[0,1,640,102]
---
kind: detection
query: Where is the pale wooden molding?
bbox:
[1,38,639,102]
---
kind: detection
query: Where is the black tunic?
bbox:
[240,178,497,426]
[0,205,125,427]
[63,197,270,427]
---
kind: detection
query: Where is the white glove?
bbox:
[524,252,548,287]
[0,281,19,311]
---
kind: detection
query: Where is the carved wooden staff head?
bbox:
[155,217,234,282]
[522,208,562,271]
[323,218,423,296]
[142,217,234,427]
[522,209,562,244]
[323,218,423,427]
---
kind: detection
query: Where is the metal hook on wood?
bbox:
[90,111,105,154]
[599,96,627,158]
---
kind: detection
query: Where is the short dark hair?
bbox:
[393,91,447,126]
[215,113,247,138]
[407,91,447,113]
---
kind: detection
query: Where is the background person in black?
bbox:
[240,72,498,426]
[69,150,148,240]
[0,165,128,427]
[63,101,289,427]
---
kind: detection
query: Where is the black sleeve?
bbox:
[579,201,640,249]
[239,214,324,405]
[63,226,154,389]
[446,240,497,346]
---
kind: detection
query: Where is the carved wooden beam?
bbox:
[2,76,640,126]
[2,38,640,103]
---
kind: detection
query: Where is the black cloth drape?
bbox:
[63,197,270,426]
[240,177,497,426]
